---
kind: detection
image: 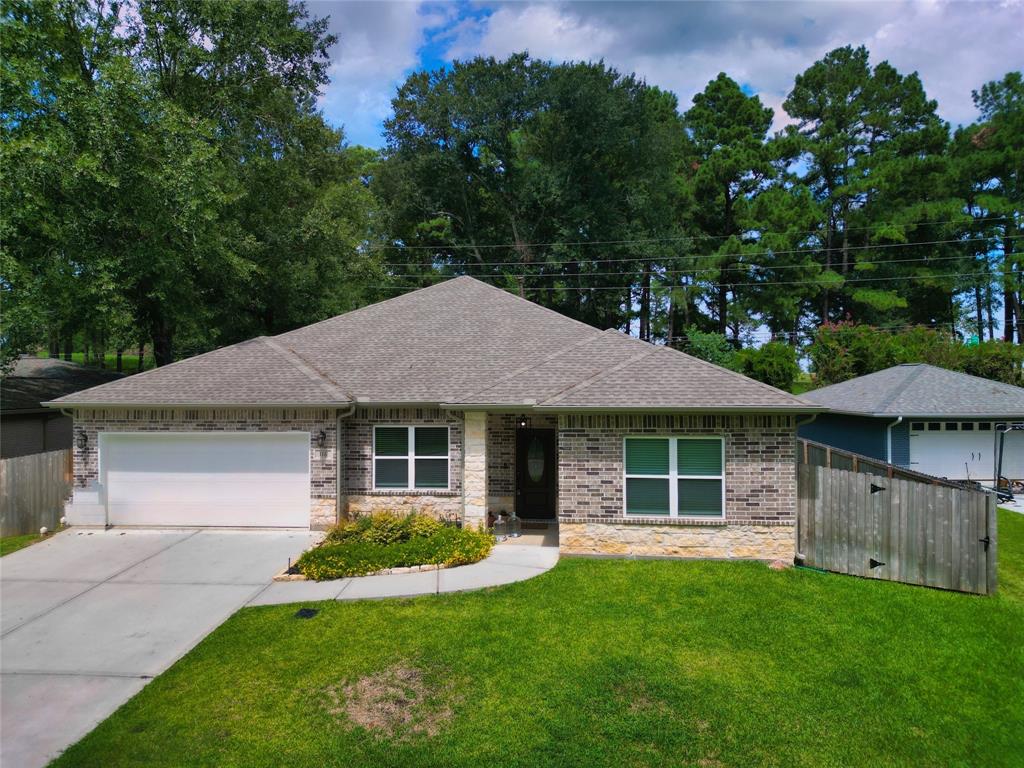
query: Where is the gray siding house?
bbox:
[49,277,818,560]
[799,364,1024,482]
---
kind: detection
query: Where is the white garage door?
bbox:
[101,432,310,527]
[909,422,995,481]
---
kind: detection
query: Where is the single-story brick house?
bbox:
[48,277,819,559]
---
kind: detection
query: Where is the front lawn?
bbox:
[54,511,1024,767]
[0,533,46,557]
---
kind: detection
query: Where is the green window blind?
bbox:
[414,458,448,488]
[625,439,670,475]
[375,427,408,457]
[415,427,448,457]
[375,459,408,488]
[677,439,722,476]
[678,479,723,516]
[625,478,670,515]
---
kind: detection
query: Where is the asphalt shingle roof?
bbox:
[50,277,813,411]
[2,358,123,413]
[800,364,1024,418]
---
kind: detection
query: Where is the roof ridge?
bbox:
[539,345,661,406]
[470,276,617,336]
[453,329,607,403]
[873,363,928,412]
[258,337,352,402]
[916,362,1024,392]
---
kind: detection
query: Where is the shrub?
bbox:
[738,341,799,391]
[676,326,741,371]
[298,512,494,580]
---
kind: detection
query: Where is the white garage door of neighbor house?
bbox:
[102,432,310,527]
[908,422,996,481]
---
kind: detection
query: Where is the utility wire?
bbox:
[373,234,1018,270]
[372,270,1008,293]
[364,214,1013,254]
[383,250,1004,281]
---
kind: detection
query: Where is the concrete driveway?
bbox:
[0,528,317,768]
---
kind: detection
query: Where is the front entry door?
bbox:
[515,428,557,520]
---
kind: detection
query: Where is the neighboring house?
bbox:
[1,357,122,459]
[799,363,1024,482]
[48,277,818,559]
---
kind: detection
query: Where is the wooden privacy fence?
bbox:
[0,449,72,537]
[797,463,997,595]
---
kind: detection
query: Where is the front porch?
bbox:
[463,411,560,529]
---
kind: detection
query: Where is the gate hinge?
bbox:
[980,535,991,552]
[870,483,887,494]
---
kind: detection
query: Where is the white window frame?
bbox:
[372,425,450,491]
[622,435,726,519]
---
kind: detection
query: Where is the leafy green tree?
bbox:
[784,46,959,327]
[681,73,775,336]
[675,326,740,371]
[379,54,688,333]
[738,342,800,391]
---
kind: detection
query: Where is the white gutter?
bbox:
[886,416,904,464]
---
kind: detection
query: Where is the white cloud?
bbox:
[440,0,1024,130]
[308,1,452,147]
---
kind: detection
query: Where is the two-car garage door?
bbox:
[908,421,1024,481]
[101,433,310,527]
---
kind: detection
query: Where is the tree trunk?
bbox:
[975,282,985,342]
[137,341,145,372]
[986,280,995,340]
[49,333,59,358]
[63,336,72,362]
[116,349,123,373]
[151,320,174,367]
[639,264,651,342]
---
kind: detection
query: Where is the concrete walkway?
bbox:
[1,527,558,767]
[248,532,559,606]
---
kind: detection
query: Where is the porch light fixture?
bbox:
[316,430,327,449]
[76,430,88,450]
[516,416,528,429]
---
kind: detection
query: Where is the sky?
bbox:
[306,0,1024,148]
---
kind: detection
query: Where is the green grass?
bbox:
[0,533,46,556]
[54,511,1024,768]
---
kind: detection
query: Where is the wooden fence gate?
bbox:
[0,448,72,537]
[797,463,997,595]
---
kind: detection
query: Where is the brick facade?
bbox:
[557,413,797,559]
[70,407,339,528]
[68,405,798,560]
[340,406,464,522]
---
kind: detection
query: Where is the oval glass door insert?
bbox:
[527,436,545,483]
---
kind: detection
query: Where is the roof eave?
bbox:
[810,407,1024,419]
[42,400,351,409]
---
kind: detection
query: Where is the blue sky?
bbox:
[307,0,1023,149]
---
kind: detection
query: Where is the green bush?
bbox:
[808,322,1023,387]
[676,326,741,371]
[298,512,494,580]
[738,341,799,391]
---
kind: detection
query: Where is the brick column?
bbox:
[462,411,488,529]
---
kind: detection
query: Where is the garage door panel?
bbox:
[101,433,310,528]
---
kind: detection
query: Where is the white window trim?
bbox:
[372,425,450,491]
[622,435,726,519]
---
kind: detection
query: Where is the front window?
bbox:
[624,437,724,517]
[373,426,449,490]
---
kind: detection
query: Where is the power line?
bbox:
[372,270,1004,293]
[383,250,1002,281]
[365,214,1013,254]
[374,234,1018,270]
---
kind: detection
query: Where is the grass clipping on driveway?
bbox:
[54,510,1024,768]
[296,512,494,580]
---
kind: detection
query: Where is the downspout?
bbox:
[335,404,356,525]
[886,416,903,465]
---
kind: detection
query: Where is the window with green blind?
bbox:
[624,437,724,517]
[374,426,450,490]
